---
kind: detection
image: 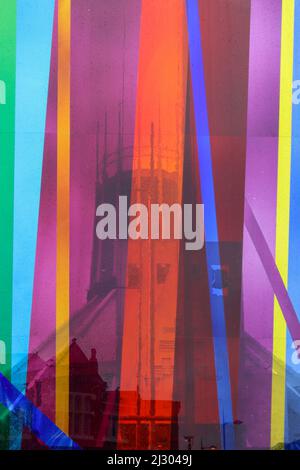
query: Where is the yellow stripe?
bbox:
[271,0,294,448]
[56,0,71,433]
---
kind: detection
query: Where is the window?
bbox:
[119,423,136,449]
[128,264,141,288]
[138,423,149,450]
[0,81,6,105]
[157,264,170,284]
[0,340,6,365]
[70,393,95,440]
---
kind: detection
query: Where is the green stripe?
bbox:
[0,1,16,449]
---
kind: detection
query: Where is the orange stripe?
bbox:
[56,0,70,433]
[118,0,188,449]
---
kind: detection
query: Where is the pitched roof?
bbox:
[70,338,89,365]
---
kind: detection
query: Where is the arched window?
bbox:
[0,340,6,365]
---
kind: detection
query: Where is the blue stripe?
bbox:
[0,373,80,449]
[286,0,300,446]
[11,0,55,448]
[186,0,234,449]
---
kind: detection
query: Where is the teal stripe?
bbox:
[0,0,17,450]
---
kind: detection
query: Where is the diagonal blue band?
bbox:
[0,372,80,449]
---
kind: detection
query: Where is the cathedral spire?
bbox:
[118,103,123,173]
[96,120,100,183]
[102,111,108,181]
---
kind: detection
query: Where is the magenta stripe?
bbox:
[238,0,282,449]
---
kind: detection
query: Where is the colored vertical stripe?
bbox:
[199,0,251,424]
[118,0,187,449]
[0,0,17,449]
[10,1,55,449]
[271,0,294,448]
[239,0,282,449]
[12,0,55,379]
[186,0,234,449]
[26,1,58,420]
[286,0,300,445]
[56,0,70,433]
[10,0,55,448]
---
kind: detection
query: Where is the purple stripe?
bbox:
[238,0,282,449]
